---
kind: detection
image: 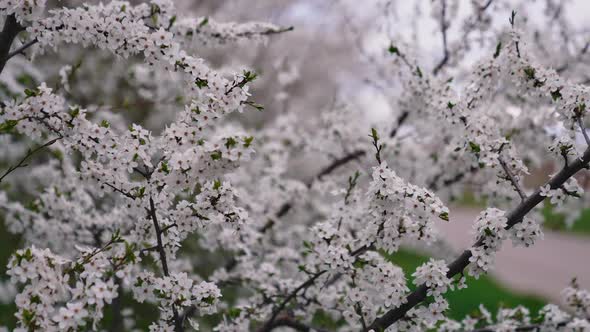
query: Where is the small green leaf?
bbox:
[225,137,237,149]
[195,78,208,89]
[415,66,423,78]
[493,41,502,58]
[439,212,449,221]
[243,100,264,111]
[523,66,536,80]
[551,89,562,101]
[99,120,110,128]
[388,44,399,55]
[243,136,254,148]
[469,141,481,153]
[210,151,222,160]
[0,119,18,133]
[24,88,37,97]
[199,17,209,27]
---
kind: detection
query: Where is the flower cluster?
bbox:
[468,208,507,278]
[362,162,449,252]
[132,271,221,329]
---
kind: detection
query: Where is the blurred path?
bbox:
[438,207,590,305]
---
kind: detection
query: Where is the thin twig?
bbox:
[6,38,37,60]
[498,156,527,201]
[0,137,61,183]
[257,271,327,332]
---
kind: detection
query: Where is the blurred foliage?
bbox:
[542,202,590,236]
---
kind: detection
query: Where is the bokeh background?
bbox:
[1,0,590,330]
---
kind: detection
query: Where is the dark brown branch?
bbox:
[432,0,450,75]
[0,137,61,183]
[0,15,24,75]
[316,150,366,181]
[6,38,37,60]
[257,271,327,332]
[148,196,182,331]
[103,183,136,200]
[389,111,409,138]
[366,146,590,331]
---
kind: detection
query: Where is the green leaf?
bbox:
[159,161,170,174]
[447,101,455,109]
[469,141,481,153]
[493,41,502,58]
[69,107,80,118]
[195,78,208,89]
[210,151,222,160]
[243,136,254,148]
[0,119,18,133]
[225,137,237,149]
[243,100,264,111]
[99,120,110,128]
[388,44,399,55]
[415,66,423,78]
[199,17,209,27]
[551,89,562,101]
[523,66,536,80]
[228,308,242,319]
[370,127,379,141]
[213,179,222,190]
[239,70,258,88]
[24,88,37,97]
[439,212,449,221]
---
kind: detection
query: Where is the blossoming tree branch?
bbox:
[0,0,589,331]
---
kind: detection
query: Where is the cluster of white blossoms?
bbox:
[0,0,46,23]
[540,177,584,208]
[7,245,122,331]
[362,162,449,252]
[132,271,221,324]
[468,208,508,278]
[1,0,590,331]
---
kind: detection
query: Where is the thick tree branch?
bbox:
[148,195,182,331]
[0,15,24,75]
[366,146,590,331]
[578,116,590,147]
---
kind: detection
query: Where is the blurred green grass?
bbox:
[542,203,590,235]
[384,249,546,320]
